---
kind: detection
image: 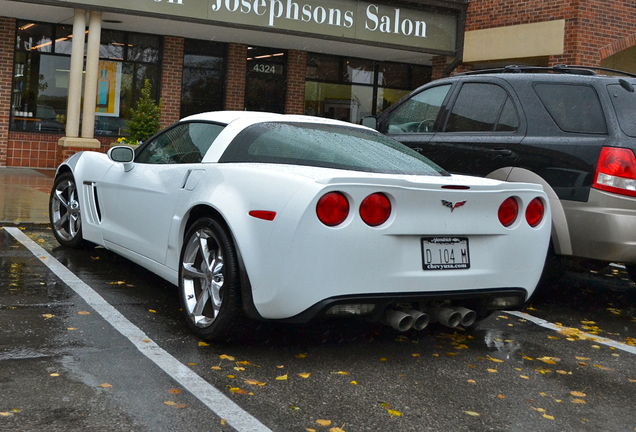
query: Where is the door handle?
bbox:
[487,148,513,156]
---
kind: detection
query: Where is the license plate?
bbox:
[421,237,470,270]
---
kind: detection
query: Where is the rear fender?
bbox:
[487,167,572,256]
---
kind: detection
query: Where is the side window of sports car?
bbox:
[136,122,225,164]
[384,84,451,134]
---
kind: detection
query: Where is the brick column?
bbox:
[160,36,184,128]
[285,50,306,114]
[0,17,15,167]
[225,44,247,111]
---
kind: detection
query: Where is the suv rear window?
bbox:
[607,83,636,138]
[534,83,607,134]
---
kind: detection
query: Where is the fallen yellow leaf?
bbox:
[487,368,498,373]
[295,353,308,359]
[98,383,112,388]
[594,364,613,371]
[464,411,480,416]
[298,373,311,378]
[488,356,504,363]
[571,399,586,404]
[149,309,157,313]
[220,354,235,361]
[276,374,288,381]
[244,379,266,386]
[336,371,350,375]
[198,342,209,347]
[229,387,248,394]
[387,409,402,417]
[49,373,59,377]
[576,357,590,361]
[543,414,555,420]
[330,428,345,432]
[42,314,54,319]
[316,419,332,426]
[78,311,90,315]
[0,412,13,417]
[350,381,358,385]
[467,379,476,384]
[570,391,586,397]
[498,394,505,399]
[167,389,181,394]
[211,366,222,370]
[164,401,187,408]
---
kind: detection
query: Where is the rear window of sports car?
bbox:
[218,122,447,176]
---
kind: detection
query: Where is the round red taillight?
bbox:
[525,198,544,228]
[498,197,519,227]
[316,192,349,226]
[360,193,391,226]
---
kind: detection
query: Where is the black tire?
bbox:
[49,172,85,248]
[532,242,566,297]
[626,264,636,284]
[179,217,245,341]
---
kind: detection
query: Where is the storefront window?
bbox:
[245,47,286,113]
[305,53,431,124]
[180,39,226,118]
[11,20,161,136]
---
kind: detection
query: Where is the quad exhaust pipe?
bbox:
[385,309,430,332]
[384,306,476,332]
[432,306,477,328]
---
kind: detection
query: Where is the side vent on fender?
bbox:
[82,181,102,224]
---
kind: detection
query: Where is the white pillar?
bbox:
[81,10,102,139]
[65,9,86,138]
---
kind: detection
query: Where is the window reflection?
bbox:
[12,20,161,136]
[305,53,431,123]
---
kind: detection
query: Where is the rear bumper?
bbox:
[563,188,636,263]
[272,288,528,324]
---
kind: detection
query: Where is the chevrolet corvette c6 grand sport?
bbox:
[49,111,551,341]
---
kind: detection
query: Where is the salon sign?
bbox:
[53,0,458,53]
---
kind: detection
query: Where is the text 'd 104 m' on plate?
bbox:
[421,237,470,270]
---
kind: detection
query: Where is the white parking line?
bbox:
[5,227,272,432]
[506,310,636,355]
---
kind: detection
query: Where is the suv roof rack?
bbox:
[458,64,636,78]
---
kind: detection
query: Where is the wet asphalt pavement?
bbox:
[1,226,635,432]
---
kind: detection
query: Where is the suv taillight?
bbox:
[593,147,636,197]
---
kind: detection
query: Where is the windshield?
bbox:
[219,122,447,176]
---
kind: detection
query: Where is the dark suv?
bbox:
[366,65,636,284]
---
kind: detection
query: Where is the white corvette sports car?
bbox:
[50,111,551,340]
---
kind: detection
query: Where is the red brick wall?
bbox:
[464,0,636,67]
[160,36,184,127]
[285,50,306,114]
[0,17,15,167]
[225,44,247,111]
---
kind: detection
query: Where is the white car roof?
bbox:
[180,110,370,131]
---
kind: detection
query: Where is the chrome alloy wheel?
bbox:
[181,228,225,328]
[51,176,82,243]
